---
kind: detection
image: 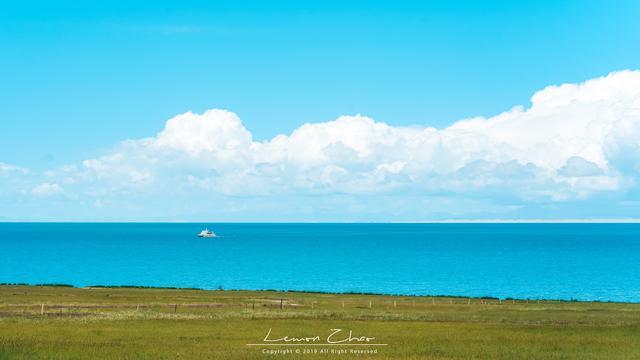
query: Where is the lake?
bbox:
[1,223,639,302]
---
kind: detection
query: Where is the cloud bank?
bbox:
[2,70,640,220]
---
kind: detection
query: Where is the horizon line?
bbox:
[2,219,640,224]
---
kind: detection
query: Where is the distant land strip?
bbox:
[0,283,634,304]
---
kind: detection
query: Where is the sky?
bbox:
[1,0,640,221]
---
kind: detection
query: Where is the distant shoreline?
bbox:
[1,283,635,304]
[2,219,640,223]
[396,219,640,223]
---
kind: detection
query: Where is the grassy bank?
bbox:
[1,285,639,359]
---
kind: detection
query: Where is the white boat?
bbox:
[197,228,217,238]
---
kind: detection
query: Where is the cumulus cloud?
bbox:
[559,156,604,177]
[75,71,640,201]
[3,70,640,220]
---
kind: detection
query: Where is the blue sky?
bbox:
[1,1,640,221]
[3,0,640,168]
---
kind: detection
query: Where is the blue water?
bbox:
[1,223,639,302]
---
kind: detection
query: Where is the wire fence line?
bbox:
[0,297,567,317]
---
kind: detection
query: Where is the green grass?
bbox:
[1,285,639,359]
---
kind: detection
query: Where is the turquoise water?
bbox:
[1,223,639,302]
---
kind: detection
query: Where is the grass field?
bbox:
[0,285,639,359]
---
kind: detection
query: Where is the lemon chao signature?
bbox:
[262,328,375,344]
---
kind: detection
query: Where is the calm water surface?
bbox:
[1,223,639,302]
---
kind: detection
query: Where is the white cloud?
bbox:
[559,156,604,177]
[153,109,253,158]
[74,70,640,202]
[0,162,31,199]
[31,183,64,197]
[0,162,29,175]
[3,70,640,220]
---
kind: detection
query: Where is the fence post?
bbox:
[342,300,345,308]
[41,304,44,316]
[280,299,283,310]
[393,300,397,309]
[369,300,372,309]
